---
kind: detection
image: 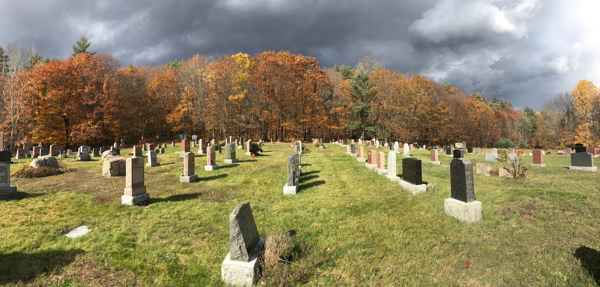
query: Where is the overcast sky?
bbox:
[1,0,599,110]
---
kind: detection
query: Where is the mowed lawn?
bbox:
[1,142,600,286]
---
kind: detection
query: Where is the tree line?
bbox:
[0,37,599,151]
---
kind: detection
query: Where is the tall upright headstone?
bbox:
[205,146,218,170]
[0,132,4,151]
[221,202,264,286]
[197,139,205,154]
[430,149,440,165]
[376,151,387,175]
[246,140,252,156]
[403,143,409,157]
[444,157,482,224]
[532,149,545,167]
[394,142,400,154]
[0,162,17,199]
[180,139,190,155]
[365,150,377,170]
[386,151,399,181]
[399,158,427,195]
[122,157,149,205]
[283,154,299,195]
[224,143,238,163]
[180,152,197,183]
[357,146,366,163]
[146,150,159,167]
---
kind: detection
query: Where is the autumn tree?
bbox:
[572,79,597,146]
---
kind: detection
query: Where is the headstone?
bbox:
[445,145,452,156]
[246,140,252,156]
[403,158,422,185]
[453,149,464,159]
[283,154,298,195]
[403,143,409,157]
[357,146,366,163]
[180,152,197,183]
[15,148,25,159]
[484,152,496,163]
[197,139,205,154]
[476,148,480,154]
[365,150,377,170]
[48,144,62,156]
[133,146,142,157]
[205,146,218,170]
[33,146,41,157]
[221,202,264,286]
[0,151,11,163]
[22,141,32,157]
[76,146,90,161]
[430,149,440,165]
[102,156,125,177]
[351,144,356,156]
[122,157,149,205]
[475,162,492,176]
[492,148,497,154]
[0,132,4,152]
[146,150,159,167]
[445,157,482,224]
[0,163,17,199]
[569,146,596,172]
[172,141,175,147]
[507,153,518,165]
[224,143,238,163]
[386,151,399,181]
[91,148,100,157]
[39,148,48,157]
[66,149,72,156]
[575,143,587,153]
[375,152,387,175]
[110,146,121,155]
[120,139,125,148]
[467,147,473,154]
[499,167,513,178]
[394,142,400,153]
[192,135,198,142]
[180,139,190,153]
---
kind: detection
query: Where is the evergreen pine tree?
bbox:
[71,36,96,57]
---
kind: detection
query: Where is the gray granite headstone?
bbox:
[192,135,197,142]
[351,144,356,154]
[0,151,11,162]
[571,152,593,167]
[450,158,476,203]
[287,154,296,186]
[453,149,464,159]
[229,202,260,262]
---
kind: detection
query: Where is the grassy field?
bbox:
[1,142,599,286]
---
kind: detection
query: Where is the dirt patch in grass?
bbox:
[501,199,575,221]
[63,255,137,287]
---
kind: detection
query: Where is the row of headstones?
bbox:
[482,144,596,172]
[345,144,482,225]
[178,138,261,156]
[283,142,303,195]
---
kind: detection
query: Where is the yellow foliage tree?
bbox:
[572,79,598,146]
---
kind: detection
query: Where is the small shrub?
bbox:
[263,233,294,272]
[427,146,432,151]
[497,151,508,162]
[496,138,515,148]
[502,156,528,180]
[489,168,499,177]
[518,139,526,149]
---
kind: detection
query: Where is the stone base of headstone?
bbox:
[76,155,90,161]
[197,150,204,154]
[385,175,400,182]
[444,198,482,224]
[531,164,546,167]
[283,184,298,195]
[356,158,366,163]
[376,168,388,175]
[205,165,219,171]
[121,192,149,206]
[568,166,597,172]
[351,153,357,157]
[319,146,324,149]
[0,186,17,200]
[221,237,264,287]
[429,161,440,165]
[146,162,160,167]
[365,163,376,170]
[399,180,427,195]
[224,159,238,164]
[180,174,197,183]
[245,152,251,156]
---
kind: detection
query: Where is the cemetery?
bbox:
[0,140,598,286]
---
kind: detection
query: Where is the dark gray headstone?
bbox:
[467,147,473,153]
[226,144,236,160]
[351,144,356,154]
[575,143,587,153]
[453,149,464,159]
[445,146,452,155]
[450,158,475,203]
[0,151,10,162]
[40,148,48,157]
[294,153,301,185]
[344,139,348,145]
[228,202,260,262]
[571,152,593,167]
[402,158,422,185]
[534,146,543,150]
[287,154,295,186]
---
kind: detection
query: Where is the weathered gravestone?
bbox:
[15,148,25,159]
[376,152,387,175]
[224,143,238,164]
[49,144,62,156]
[76,146,90,161]
[403,143,410,157]
[221,202,265,287]
[0,163,16,199]
[180,152,197,183]
[445,157,482,224]
[22,142,32,157]
[122,157,149,205]
[484,152,497,163]
[146,150,160,167]
[475,162,492,176]
[430,149,440,165]
[569,144,596,172]
[399,157,427,195]
[532,149,545,167]
[102,156,125,177]
[394,142,400,154]
[357,146,366,163]
[386,151,400,181]
[283,154,299,195]
[205,146,218,171]
[246,140,252,156]
[476,147,481,154]
[32,146,41,158]
[180,139,190,157]
[132,146,142,157]
[351,144,357,157]
[197,139,205,154]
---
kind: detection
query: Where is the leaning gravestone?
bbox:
[399,158,427,195]
[122,157,149,205]
[224,143,238,163]
[76,146,90,161]
[180,152,197,183]
[221,202,264,287]
[386,151,400,181]
[569,144,596,172]
[283,154,299,195]
[444,156,482,224]
[0,163,17,199]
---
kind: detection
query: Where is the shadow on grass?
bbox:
[198,174,228,181]
[300,180,326,189]
[300,170,320,176]
[151,192,202,203]
[301,175,319,182]
[217,164,239,169]
[4,192,45,201]
[301,164,312,167]
[159,162,176,166]
[237,159,257,163]
[574,246,600,285]
[0,249,84,285]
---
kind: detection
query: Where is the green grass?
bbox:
[1,143,600,286]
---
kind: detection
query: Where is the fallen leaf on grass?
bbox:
[267,179,274,183]
[345,203,353,208]
[324,247,331,252]
[320,273,325,278]
[255,180,260,185]
[464,260,469,268]
[315,224,321,227]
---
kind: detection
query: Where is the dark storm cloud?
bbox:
[1,0,598,109]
